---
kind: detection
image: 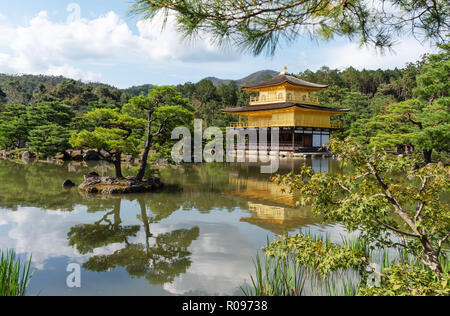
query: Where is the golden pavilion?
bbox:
[222,68,349,151]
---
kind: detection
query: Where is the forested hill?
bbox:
[0,62,426,129]
[0,44,448,164]
[203,70,278,87]
[0,73,116,97]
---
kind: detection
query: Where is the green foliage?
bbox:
[27,101,74,128]
[0,249,33,296]
[27,124,70,157]
[123,86,194,159]
[346,46,450,161]
[0,104,29,149]
[264,234,367,275]
[71,128,138,156]
[70,108,146,178]
[414,43,450,103]
[273,138,450,277]
[176,80,242,126]
[70,109,146,156]
[246,230,450,296]
[86,101,118,112]
[358,264,449,296]
[353,98,450,159]
[0,74,130,113]
[26,102,74,157]
[0,101,74,156]
[151,104,194,158]
[131,0,448,55]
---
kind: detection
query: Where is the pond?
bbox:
[0,157,346,296]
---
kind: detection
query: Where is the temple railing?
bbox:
[249,95,319,105]
[229,121,342,129]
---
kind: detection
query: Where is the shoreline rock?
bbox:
[83,150,102,161]
[21,151,35,160]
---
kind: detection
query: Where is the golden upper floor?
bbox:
[241,68,327,106]
[249,89,320,105]
[221,68,349,128]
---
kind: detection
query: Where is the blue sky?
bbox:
[0,0,437,88]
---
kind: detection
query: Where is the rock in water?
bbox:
[72,154,83,161]
[21,151,34,160]
[55,151,71,161]
[84,171,100,179]
[62,179,75,187]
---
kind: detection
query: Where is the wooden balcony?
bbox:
[250,95,319,105]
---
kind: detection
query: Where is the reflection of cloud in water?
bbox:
[0,207,88,269]
[0,206,136,270]
[164,223,255,295]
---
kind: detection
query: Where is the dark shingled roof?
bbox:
[221,102,350,113]
[242,74,328,90]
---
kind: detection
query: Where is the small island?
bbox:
[77,172,164,194]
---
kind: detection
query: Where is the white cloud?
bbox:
[0,10,237,82]
[314,38,436,70]
[45,64,102,82]
[0,207,87,269]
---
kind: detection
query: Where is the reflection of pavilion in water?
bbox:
[227,163,326,234]
[239,156,330,175]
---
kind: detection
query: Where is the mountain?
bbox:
[203,70,278,87]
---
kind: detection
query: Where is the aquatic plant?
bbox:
[243,231,449,296]
[0,249,33,296]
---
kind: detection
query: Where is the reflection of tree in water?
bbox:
[67,198,199,285]
[68,199,140,255]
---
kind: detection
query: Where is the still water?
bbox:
[0,157,344,296]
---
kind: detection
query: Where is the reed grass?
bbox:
[243,231,449,296]
[0,249,33,296]
[241,252,309,296]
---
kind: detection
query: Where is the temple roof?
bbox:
[221,102,350,114]
[241,73,328,90]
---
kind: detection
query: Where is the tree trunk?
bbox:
[136,110,153,182]
[423,149,432,164]
[113,152,123,179]
[138,198,152,251]
[113,199,122,227]
[421,236,443,277]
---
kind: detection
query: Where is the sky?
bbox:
[0,0,438,88]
